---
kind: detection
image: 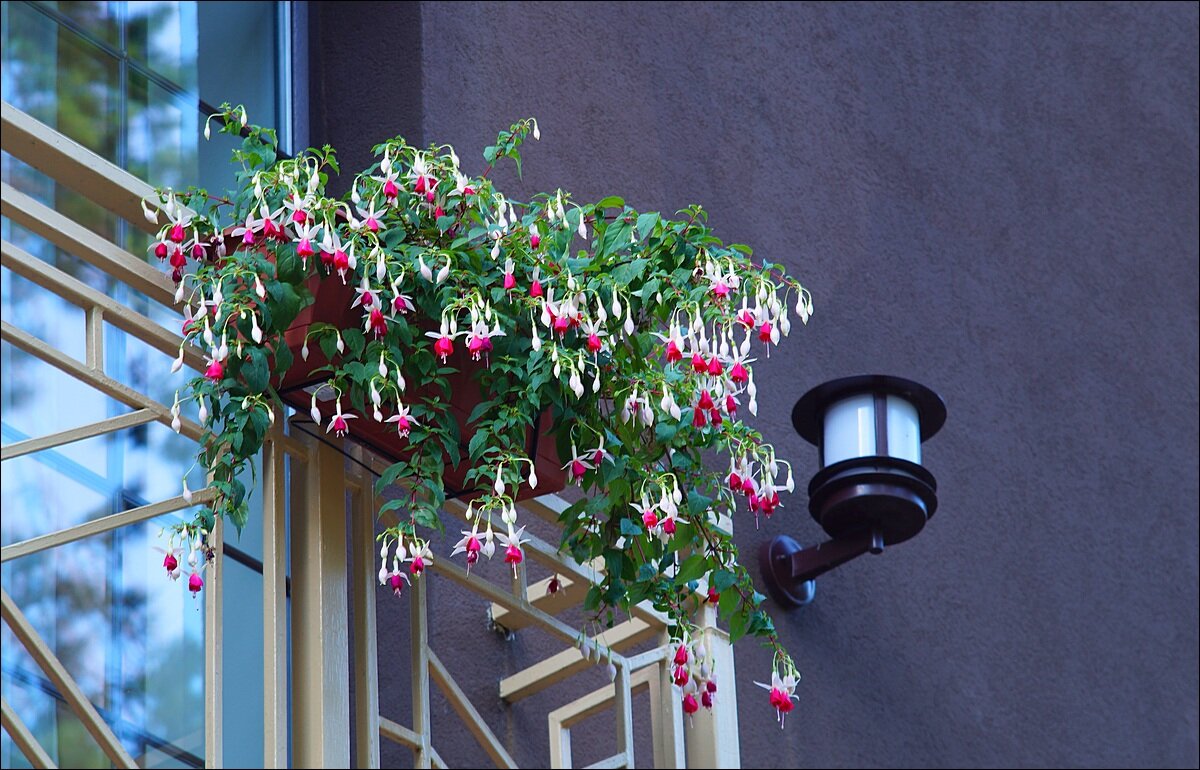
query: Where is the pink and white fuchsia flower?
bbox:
[562,444,594,484]
[326,400,357,437]
[496,525,529,577]
[385,401,417,437]
[756,670,800,726]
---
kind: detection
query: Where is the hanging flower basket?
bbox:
[150,106,815,723]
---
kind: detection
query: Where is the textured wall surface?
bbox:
[309,2,1199,767]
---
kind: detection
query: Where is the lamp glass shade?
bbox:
[822,393,876,466]
[886,395,921,464]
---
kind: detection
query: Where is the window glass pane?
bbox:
[126,0,197,91]
[1,510,207,769]
[2,3,288,766]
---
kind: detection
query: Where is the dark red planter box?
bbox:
[274,273,565,503]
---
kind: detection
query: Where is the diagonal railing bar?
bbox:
[0,320,203,441]
[0,182,176,308]
[0,588,138,768]
[500,617,659,703]
[428,649,518,769]
[379,716,422,749]
[1,408,158,461]
[0,490,215,563]
[0,100,191,236]
[1,240,206,371]
[1,695,58,769]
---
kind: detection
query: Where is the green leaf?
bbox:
[467,429,489,461]
[413,506,443,532]
[611,257,649,286]
[604,549,625,579]
[636,212,660,240]
[711,569,736,592]
[375,462,407,496]
[242,348,269,392]
[687,490,712,516]
[654,420,678,443]
[595,196,624,210]
[271,282,304,329]
[728,610,748,644]
[467,399,497,425]
[674,554,708,585]
[619,518,644,537]
[636,563,658,582]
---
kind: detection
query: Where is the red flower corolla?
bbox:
[587,333,604,353]
[697,390,715,411]
[368,307,387,338]
[204,359,224,382]
[188,572,204,595]
[707,357,724,376]
[642,509,659,530]
[163,552,178,574]
[665,340,683,363]
[729,361,749,383]
[432,335,454,363]
[691,353,708,374]
[682,693,700,715]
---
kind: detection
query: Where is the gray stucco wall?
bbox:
[309,2,1199,767]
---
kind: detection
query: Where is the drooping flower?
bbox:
[188,571,204,595]
[561,445,594,484]
[203,356,224,382]
[231,212,262,247]
[385,402,418,437]
[326,401,357,437]
[388,570,411,598]
[496,526,528,577]
[755,670,800,726]
[425,328,456,363]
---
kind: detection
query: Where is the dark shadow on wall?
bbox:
[307,0,424,195]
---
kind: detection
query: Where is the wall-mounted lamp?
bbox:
[760,375,946,607]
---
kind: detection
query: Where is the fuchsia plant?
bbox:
[150,105,813,725]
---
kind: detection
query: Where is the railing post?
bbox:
[291,429,351,767]
[684,605,741,769]
[262,429,289,768]
[205,515,224,769]
[410,574,432,768]
[350,446,381,769]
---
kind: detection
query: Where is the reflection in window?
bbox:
[1,1,287,766]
